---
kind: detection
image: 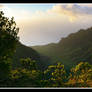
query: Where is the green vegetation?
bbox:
[1,11,92,87]
[42,62,67,87]
[0,11,19,86]
[13,42,41,69]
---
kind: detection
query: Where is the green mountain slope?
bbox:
[32,27,92,69]
[13,42,51,70]
[13,42,40,69]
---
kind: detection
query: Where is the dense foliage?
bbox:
[9,61,92,87]
[0,11,19,85]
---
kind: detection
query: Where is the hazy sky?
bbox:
[0,3,92,46]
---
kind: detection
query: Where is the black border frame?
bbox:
[0,0,92,3]
[0,0,92,90]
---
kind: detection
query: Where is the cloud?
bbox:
[48,4,92,22]
[16,4,92,46]
[1,4,92,23]
[1,4,92,46]
[11,4,92,45]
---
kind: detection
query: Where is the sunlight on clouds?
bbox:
[47,4,78,22]
[1,4,92,46]
[0,4,79,24]
[1,4,92,24]
[0,4,33,22]
[69,16,77,22]
[48,4,92,22]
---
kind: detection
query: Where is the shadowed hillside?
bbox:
[13,42,51,70]
[13,42,40,68]
[32,27,92,69]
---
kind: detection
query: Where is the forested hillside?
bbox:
[13,42,40,69]
[12,42,52,70]
[32,27,92,69]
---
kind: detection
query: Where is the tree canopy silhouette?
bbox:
[0,11,19,83]
[0,11,19,60]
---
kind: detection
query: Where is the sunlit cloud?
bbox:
[48,4,92,22]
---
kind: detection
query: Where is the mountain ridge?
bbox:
[31,27,92,69]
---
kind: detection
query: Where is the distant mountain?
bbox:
[32,27,92,69]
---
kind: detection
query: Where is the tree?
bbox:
[10,58,42,87]
[0,11,19,84]
[69,62,92,87]
[0,11,19,59]
[43,62,66,87]
[20,58,38,70]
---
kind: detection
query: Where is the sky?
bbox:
[0,3,92,46]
